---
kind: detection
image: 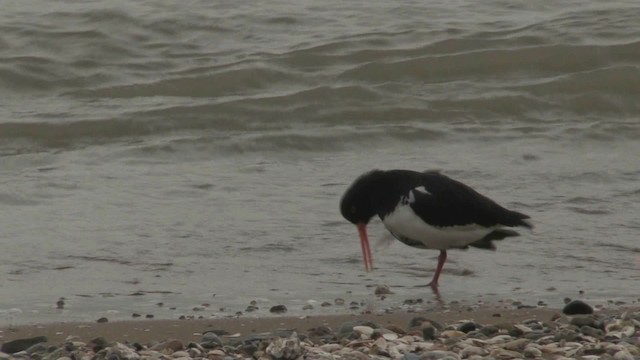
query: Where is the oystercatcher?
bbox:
[340,169,532,288]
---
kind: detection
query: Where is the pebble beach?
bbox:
[2,299,639,360]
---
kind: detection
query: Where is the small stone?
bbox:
[401,354,421,360]
[458,322,476,333]
[96,317,109,323]
[570,315,600,328]
[321,301,332,307]
[265,332,303,360]
[419,350,460,360]
[24,343,47,354]
[554,328,579,342]
[270,305,287,314]
[523,346,542,358]
[334,298,345,305]
[132,313,141,318]
[307,325,333,338]
[480,325,499,336]
[302,304,314,310]
[337,320,378,338]
[374,285,393,295]
[502,338,529,351]
[581,326,604,338]
[408,317,444,330]
[422,326,437,340]
[90,337,109,352]
[145,314,154,319]
[202,332,223,348]
[460,345,487,357]
[106,342,140,360]
[385,324,406,335]
[563,300,594,315]
[151,339,184,352]
[352,326,374,338]
[441,330,465,338]
[490,348,523,359]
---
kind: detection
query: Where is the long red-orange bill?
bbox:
[357,223,373,272]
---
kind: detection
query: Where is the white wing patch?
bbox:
[383,202,496,250]
[414,186,431,195]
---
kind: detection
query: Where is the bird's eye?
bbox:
[351,206,357,214]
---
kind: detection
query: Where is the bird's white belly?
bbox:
[382,204,495,250]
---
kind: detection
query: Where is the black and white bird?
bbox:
[340,169,532,288]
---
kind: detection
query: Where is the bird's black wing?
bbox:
[409,171,531,228]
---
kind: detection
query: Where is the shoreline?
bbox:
[2,305,639,359]
[0,305,630,344]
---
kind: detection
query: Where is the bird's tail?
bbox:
[469,228,521,250]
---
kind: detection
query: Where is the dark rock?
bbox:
[96,317,109,323]
[270,305,287,314]
[131,313,141,318]
[64,341,77,351]
[517,304,535,309]
[570,315,600,328]
[90,337,109,352]
[580,326,604,339]
[241,343,258,356]
[201,332,223,348]
[145,314,154,319]
[407,317,443,330]
[245,305,259,312]
[508,326,524,337]
[421,326,436,340]
[563,300,593,315]
[132,342,144,351]
[582,347,607,355]
[374,285,393,295]
[204,329,230,336]
[1,336,48,354]
[307,325,333,338]
[458,322,477,333]
[479,325,499,337]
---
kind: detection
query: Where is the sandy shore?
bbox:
[1,307,567,344]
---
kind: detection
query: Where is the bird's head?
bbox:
[340,170,384,272]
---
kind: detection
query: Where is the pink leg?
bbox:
[427,250,447,287]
